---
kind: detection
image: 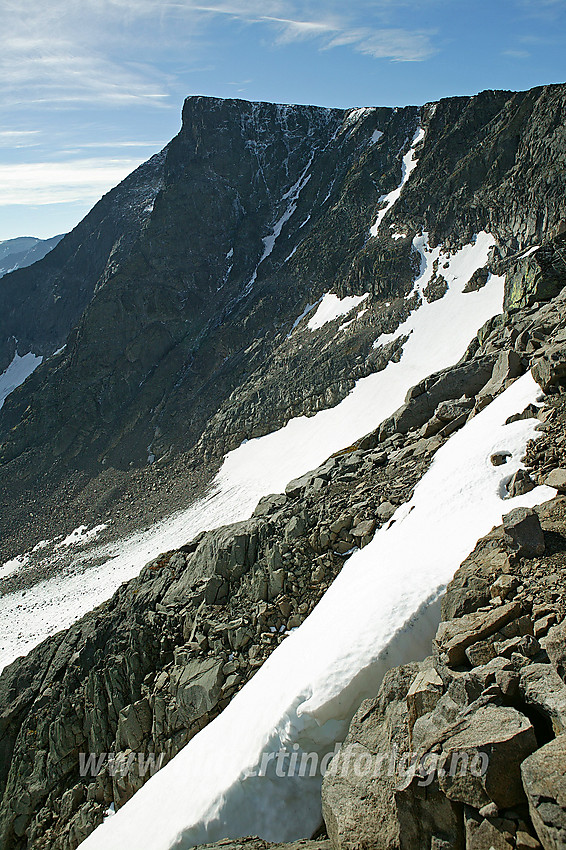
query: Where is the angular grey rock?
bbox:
[392,358,496,435]
[507,469,536,497]
[542,620,566,682]
[253,494,288,516]
[437,704,537,809]
[521,735,566,850]
[377,501,396,521]
[531,344,566,392]
[285,473,316,499]
[434,602,523,666]
[545,468,566,492]
[116,699,152,752]
[321,663,420,850]
[480,350,524,398]
[406,667,445,728]
[503,507,545,557]
[464,807,514,850]
[284,515,306,542]
[490,574,519,600]
[520,663,566,735]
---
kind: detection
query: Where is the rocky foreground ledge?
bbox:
[321,493,566,850]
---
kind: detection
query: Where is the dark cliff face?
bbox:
[0,99,413,497]
[1,85,565,560]
[0,150,166,373]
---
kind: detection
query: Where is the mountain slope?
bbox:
[2,88,565,570]
[1,83,566,849]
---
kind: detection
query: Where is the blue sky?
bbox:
[1,0,565,241]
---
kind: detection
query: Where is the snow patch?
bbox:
[339,308,367,331]
[0,350,43,410]
[345,107,375,126]
[244,155,314,294]
[55,524,108,549]
[0,554,29,580]
[517,245,540,258]
[370,129,383,145]
[287,301,319,338]
[370,126,425,238]
[307,293,369,331]
[81,373,555,850]
[373,232,498,351]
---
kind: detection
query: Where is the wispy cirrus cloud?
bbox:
[325,27,436,61]
[0,158,144,206]
[0,130,41,148]
[0,0,437,115]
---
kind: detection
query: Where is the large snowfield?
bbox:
[81,371,555,850]
[1,231,504,671]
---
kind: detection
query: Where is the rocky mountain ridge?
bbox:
[1,234,566,848]
[1,84,566,850]
[2,86,566,570]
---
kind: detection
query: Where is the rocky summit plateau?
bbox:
[1,84,566,850]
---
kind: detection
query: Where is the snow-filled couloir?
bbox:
[81,372,556,849]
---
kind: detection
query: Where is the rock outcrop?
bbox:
[322,488,566,850]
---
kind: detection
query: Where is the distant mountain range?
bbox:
[0,234,64,278]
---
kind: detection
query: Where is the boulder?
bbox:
[434,602,523,666]
[171,657,225,726]
[437,704,537,809]
[545,468,566,493]
[521,735,566,850]
[435,399,475,422]
[504,238,566,312]
[391,357,496,436]
[531,344,566,392]
[463,267,490,293]
[321,663,420,850]
[406,667,445,728]
[508,469,536,497]
[492,451,512,466]
[285,472,316,498]
[542,620,566,682]
[503,508,545,558]
[377,501,396,521]
[351,519,376,538]
[285,515,306,542]
[520,663,566,735]
[253,494,287,516]
[490,574,519,600]
[480,350,524,398]
[116,699,152,752]
[464,807,514,850]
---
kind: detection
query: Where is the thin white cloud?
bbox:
[0,130,40,148]
[326,26,436,60]
[64,141,166,149]
[0,158,144,206]
[502,48,531,58]
[0,0,437,116]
